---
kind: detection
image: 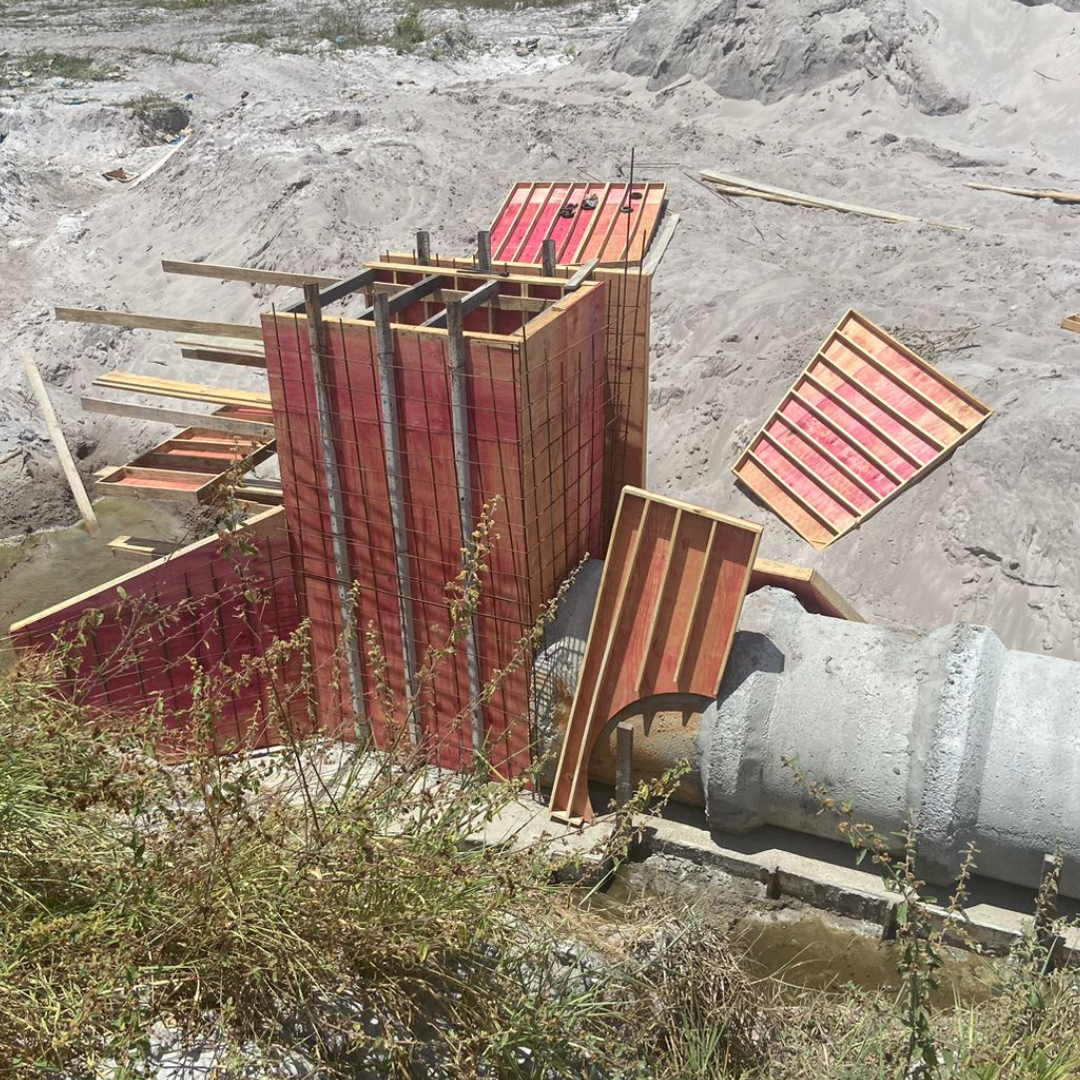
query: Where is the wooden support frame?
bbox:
[748,557,863,621]
[108,535,183,563]
[549,488,762,823]
[161,259,339,288]
[1062,315,1080,335]
[733,310,992,548]
[93,372,272,410]
[421,280,501,329]
[303,283,368,739]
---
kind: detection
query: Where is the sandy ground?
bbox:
[2,0,1079,662]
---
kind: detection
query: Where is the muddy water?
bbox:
[602,861,999,1006]
[0,499,187,663]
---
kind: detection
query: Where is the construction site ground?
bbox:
[5,0,1080,664]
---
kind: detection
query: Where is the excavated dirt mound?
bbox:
[3,0,1080,667]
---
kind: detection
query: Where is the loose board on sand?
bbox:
[732,310,992,549]
[488,182,666,266]
[550,488,761,824]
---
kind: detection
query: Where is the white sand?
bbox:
[2,0,1079,659]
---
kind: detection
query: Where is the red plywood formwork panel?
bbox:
[489,182,667,267]
[379,254,651,545]
[261,279,610,780]
[95,427,275,504]
[733,310,993,548]
[8,508,303,751]
[550,488,762,823]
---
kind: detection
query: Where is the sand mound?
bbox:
[602,0,1073,115]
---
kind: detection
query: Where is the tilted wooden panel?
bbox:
[733,310,992,548]
[9,508,303,752]
[549,488,762,823]
[489,182,667,267]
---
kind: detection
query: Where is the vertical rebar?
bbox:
[446,299,485,759]
[302,283,368,742]
[374,292,421,747]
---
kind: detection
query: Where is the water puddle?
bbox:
[0,499,188,664]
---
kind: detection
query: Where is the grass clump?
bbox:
[390,7,429,52]
[5,50,112,83]
[123,91,191,141]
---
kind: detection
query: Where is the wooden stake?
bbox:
[446,299,484,760]
[20,351,99,536]
[541,238,557,278]
[303,283,368,741]
[476,230,492,272]
[374,292,420,746]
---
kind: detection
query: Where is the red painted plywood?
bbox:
[490,182,667,267]
[549,488,761,823]
[9,508,302,752]
[733,310,992,548]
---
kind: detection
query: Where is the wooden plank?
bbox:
[550,488,761,822]
[81,397,274,438]
[771,408,883,502]
[965,181,1080,205]
[56,307,263,341]
[1062,315,1080,334]
[179,345,268,368]
[748,557,863,622]
[642,211,680,275]
[161,259,339,287]
[421,280,502,329]
[746,448,845,534]
[108,535,182,563]
[701,170,970,231]
[20,350,99,536]
[93,372,272,409]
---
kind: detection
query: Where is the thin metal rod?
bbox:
[374,292,421,746]
[302,283,368,739]
[446,299,484,759]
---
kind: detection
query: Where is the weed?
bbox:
[309,0,373,46]
[5,50,112,82]
[123,91,191,142]
[221,28,273,46]
[128,43,210,63]
[386,8,429,53]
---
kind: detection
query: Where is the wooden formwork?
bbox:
[261,271,609,779]
[381,253,651,540]
[487,181,667,267]
[9,508,304,751]
[733,310,992,548]
[550,488,762,823]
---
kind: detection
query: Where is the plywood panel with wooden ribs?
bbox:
[488,182,667,267]
[9,507,303,753]
[733,310,992,548]
[549,488,762,823]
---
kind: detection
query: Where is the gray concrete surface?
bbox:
[700,589,1080,896]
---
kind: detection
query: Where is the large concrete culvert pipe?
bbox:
[535,572,1080,898]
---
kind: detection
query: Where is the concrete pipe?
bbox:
[536,568,1080,897]
[700,588,1080,897]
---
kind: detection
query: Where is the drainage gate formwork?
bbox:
[262,267,617,778]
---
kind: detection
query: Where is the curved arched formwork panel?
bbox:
[549,488,762,823]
